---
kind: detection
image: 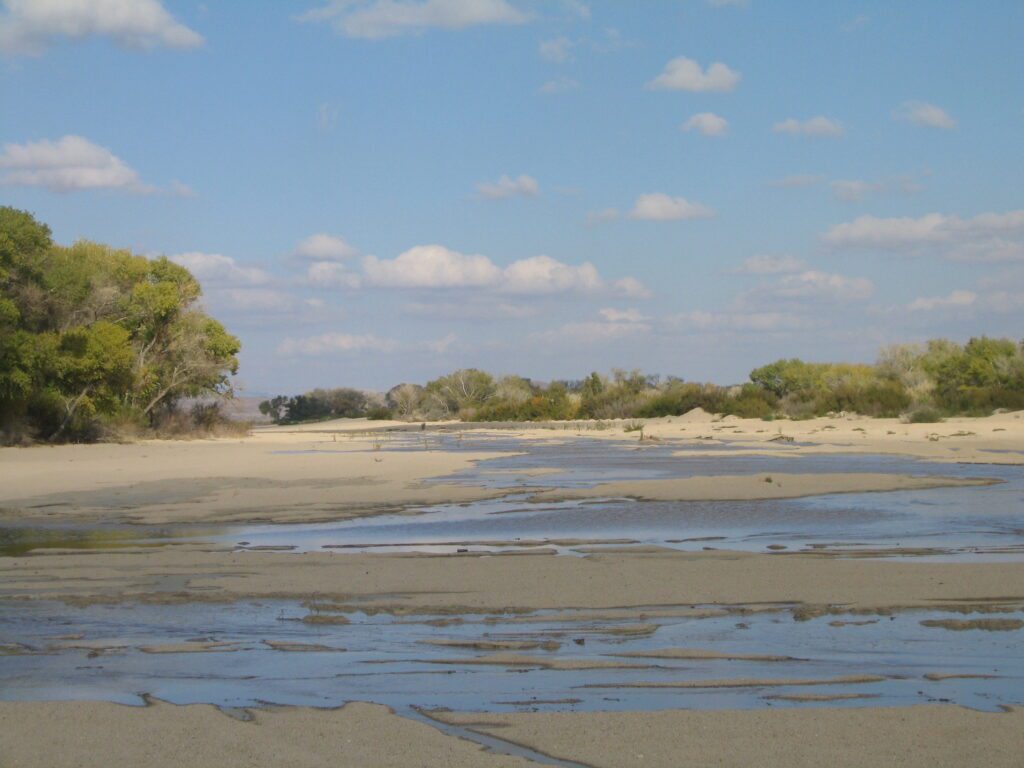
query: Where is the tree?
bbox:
[0,207,242,442]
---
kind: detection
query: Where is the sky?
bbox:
[2,0,1023,395]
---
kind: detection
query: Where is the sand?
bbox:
[435,705,1024,767]
[3,547,1024,617]
[0,699,532,768]
[0,432,513,524]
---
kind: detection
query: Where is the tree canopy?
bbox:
[1,207,241,442]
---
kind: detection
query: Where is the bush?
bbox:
[366,406,393,420]
[904,407,945,424]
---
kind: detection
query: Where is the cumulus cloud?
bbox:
[733,254,804,275]
[170,252,272,286]
[305,261,362,289]
[823,209,1024,262]
[364,245,502,288]
[894,101,955,130]
[612,276,652,299]
[477,173,539,200]
[907,290,976,312]
[361,244,647,296]
[292,233,357,261]
[682,112,729,137]
[646,56,740,92]
[769,174,825,188]
[297,0,527,39]
[539,35,573,62]
[502,255,601,294]
[0,0,203,54]
[278,332,398,356]
[773,116,844,137]
[538,76,579,95]
[630,193,715,221]
[772,270,874,301]
[0,135,150,192]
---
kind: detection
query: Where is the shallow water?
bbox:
[2,599,1022,713]
[2,435,1024,719]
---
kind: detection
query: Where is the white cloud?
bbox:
[361,244,647,296]
[829,174,925,202]
[682,112,729,137]
[599,307,647,323]
[769,174,825,188]
[539,76,579,95]
[317,102,339,132]
[539,36,572,62]
[170,252,272,286]
[297,0,527,40]
[364,245,502,288]
[586,207,620,225]
[734,254,804,275]
[502,255,602,294]
[773,270,874,301]
[0,0,203,54]
[0,135,149,192]
[907,290,976,312]
[612,276,652,299]
[427,332,457,353]
[646,56,740,92]
[215,288,295,312]
[773,116,845,137]
[536,315,651,345]
[305,261,362,289]
[477,173,539,200]
[823,210,1024,262]
[404,300,536,320]
[293,233,357,261]
[630,193,715,221]
[278,332,398,356]
[894,101,955,130]
[669,310,807,333]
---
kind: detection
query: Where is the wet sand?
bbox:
[529,472,995,503]
[0,699,532,768]
[4,546,1024,615]
[435,705,1024,767]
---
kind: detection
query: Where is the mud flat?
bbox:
[435,705,1024,767]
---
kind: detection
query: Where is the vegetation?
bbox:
[258,387,378,424]
[262,338,1024,426]
[1,207,241,443]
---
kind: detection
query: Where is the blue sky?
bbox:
[2,0,1023,394]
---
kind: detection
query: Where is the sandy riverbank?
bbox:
[435,704,1024,767]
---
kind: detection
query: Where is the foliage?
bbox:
[259,388,373,424]
[0,207,241,443]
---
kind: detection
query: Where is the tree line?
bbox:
[261,336,1024,426]
[1,207,241,443]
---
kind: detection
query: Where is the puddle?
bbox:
[1,599,1021,713]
